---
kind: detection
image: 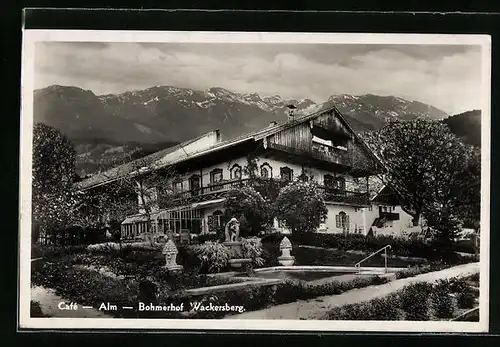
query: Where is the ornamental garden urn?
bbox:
[278,236,295,266]
[162,239,183,272]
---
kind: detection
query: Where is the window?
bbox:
[334,177,346,191]
[260,162,273,178]
[207,210,224,233]
[324,174,334,187]
[280,167,293,181]
[210,168,224,191]
[335,211,350,232]
[312,135,334,147]
[230,164,242,180]
[173,180,183,193]
[189,175,201,196]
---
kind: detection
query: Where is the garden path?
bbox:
[227,262,480,320]
[31,285,113,318]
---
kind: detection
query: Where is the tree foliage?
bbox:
[364,119,480,240]
[32,123,78,238]
[223,186,271,236]
[275,180,328,233]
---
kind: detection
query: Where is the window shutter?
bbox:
[346,216,350,231]
[335,215,340,228]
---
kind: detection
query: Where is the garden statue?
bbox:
[278,236,295,266]
[162,239,183,271]
[224,217,240,242]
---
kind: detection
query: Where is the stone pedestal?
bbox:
[162,239,183,272]
[223,241,252,270]
[278,236,295,266]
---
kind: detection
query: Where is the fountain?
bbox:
[162,239,183,272]
[278,236,295,266]
[223,218,252,271]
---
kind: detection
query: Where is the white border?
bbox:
[19,30,492,333]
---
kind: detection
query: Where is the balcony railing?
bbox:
[268,142,351,167]
[159,178,369,207]
[380,211,400,221]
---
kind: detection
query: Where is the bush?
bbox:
[431,280,457,319]
[275,180,328,233]
[287,233,475,262]
[31,261,139,318]
[31,244,88,259]
[223,186,271,236]
[325,275,478,321]
[241,237,265,267]
[328,294,404,320]
[457,291,476,309]
[30,301,47,317]
[399,282,434,320]
[192,242,231,273]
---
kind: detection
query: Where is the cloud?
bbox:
[34,42,484,114]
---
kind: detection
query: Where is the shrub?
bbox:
[31,244,88,259]
[192,242,231,273]
[274,180,327,233]
[223,186,271,236]
[399,282,433,320]
[457,291,476,309]
[327,294,404,321]
[431,280,457,319]
[241,237,265,267]
[30,301,47,317]
[31,261,139,318]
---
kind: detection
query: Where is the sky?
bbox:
[34,41,484,114]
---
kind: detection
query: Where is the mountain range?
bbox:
[33,84,478,176]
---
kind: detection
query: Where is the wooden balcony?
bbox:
[159,178,369,208]
[268,142,351,167]
[379,210,400,221]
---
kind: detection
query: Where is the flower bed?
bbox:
[325,274,479,321]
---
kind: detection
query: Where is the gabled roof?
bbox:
[77,104,384,191]
[371,184,401,206]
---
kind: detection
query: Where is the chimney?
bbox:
[286,104,297,121]
[269,121,277,127]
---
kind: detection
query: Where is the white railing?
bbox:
[354,245,392,273]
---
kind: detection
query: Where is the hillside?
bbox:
[443,110,482,147]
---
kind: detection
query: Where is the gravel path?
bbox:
[227,262,480,320]
[31,285,113,318]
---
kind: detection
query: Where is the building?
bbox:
[76,105,385,241]
[364,185,424,237]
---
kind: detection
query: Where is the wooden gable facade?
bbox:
[262,108,381,177]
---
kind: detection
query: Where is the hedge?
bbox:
[326,275,479,321]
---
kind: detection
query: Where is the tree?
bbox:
[223,186,271,237]
[274,180,328,233]
[32,123,78,241]
[93,156,183,246]
[364,119,480,242]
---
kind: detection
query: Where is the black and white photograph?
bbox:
[19,30,491,332]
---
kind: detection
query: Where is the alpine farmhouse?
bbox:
[76,105,386,241]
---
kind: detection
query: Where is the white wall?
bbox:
[320,203,366,235]
[364,203,418,237]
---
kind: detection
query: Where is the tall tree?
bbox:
[32,123,78,241]
[364,119,479,240]
[92,156,183,245]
